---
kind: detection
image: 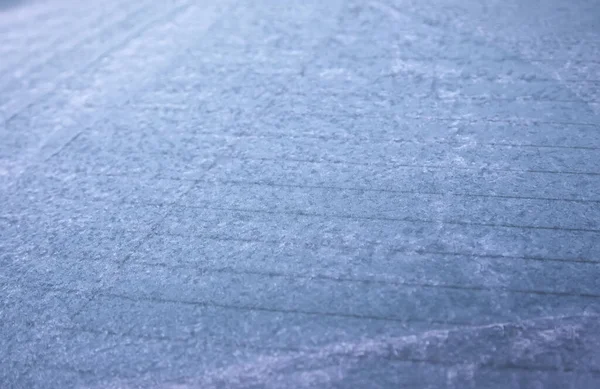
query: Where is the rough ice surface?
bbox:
[1,0,599,388]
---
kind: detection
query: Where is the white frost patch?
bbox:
[319,68,353,80]
[93,314,600,389]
